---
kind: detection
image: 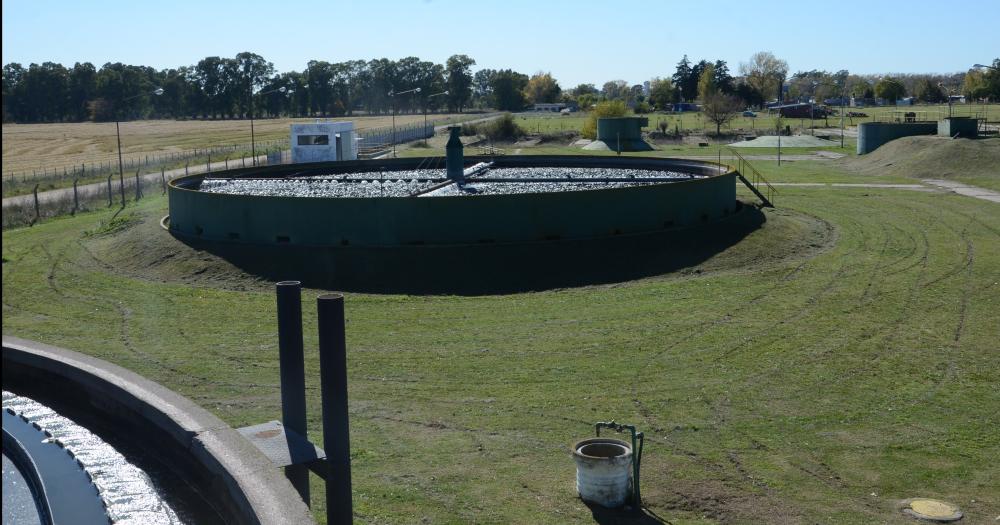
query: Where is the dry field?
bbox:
[1,114,469,175]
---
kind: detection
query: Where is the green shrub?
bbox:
[482,113,525,141]
[581,100,627,139]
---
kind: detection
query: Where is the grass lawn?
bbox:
[3,160,998,523]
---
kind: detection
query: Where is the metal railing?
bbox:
[729,149,776,207]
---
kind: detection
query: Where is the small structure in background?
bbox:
[583,117,653,152]
[770,102,832,119]
[291,121,358,164]
[670,102,699,112]
[532,102,577,113]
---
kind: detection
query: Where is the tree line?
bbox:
[4,51,997,124]
[2,52,478,123]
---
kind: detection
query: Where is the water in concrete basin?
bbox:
[2,391,185,524]
[2,452,43,525]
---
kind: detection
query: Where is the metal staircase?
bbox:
[729,149,776,208]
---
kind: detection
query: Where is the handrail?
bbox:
[729,148,776,207]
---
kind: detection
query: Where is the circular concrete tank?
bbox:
[168,156,734,247]
[166,155,744,293]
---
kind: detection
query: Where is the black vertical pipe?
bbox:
[276,281,310,505]
[317,293,352,525]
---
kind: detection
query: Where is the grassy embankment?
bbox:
[3,160,998,523]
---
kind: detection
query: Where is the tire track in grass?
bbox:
[629,211,840,428]
[69,235,281,390]
[619,208,862,520]
[34,233,228,387]
[711,213,875,361]
[876,221,918,272]
[652,200,916,519]
[2,243,64,318]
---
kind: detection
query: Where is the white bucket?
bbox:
[572,438,632,508]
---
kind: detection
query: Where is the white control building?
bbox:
[290,121,358,163]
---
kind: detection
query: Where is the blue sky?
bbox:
[3,0,997,87]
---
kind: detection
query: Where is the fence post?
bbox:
[161,168,167,194]
[207,155,211,173]
[242,155,246,168]
[135,170,142,200]
[185,162,189,177]
[317,293,353,525]
[72,179,79,215]
[107,175,113,207]
[225,156,229,170]
[32,184,40,226]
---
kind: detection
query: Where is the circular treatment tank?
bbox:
[167,155,749,294]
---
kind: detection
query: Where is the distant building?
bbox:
[670,102,700,112]
[896,97,915,106]
[291,121,358,163]
[532,102,577,112]
[770,103,832,118]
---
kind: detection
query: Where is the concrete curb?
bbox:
[1,335,315,525]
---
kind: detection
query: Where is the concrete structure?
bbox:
[290,121,357,163]
[166,155,748,293]
[857,121,937,154]
[2,336,316,525]
[583,117,653,152]
[937,117,978,138]
[169,156,734,247]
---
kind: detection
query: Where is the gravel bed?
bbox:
[197,167,699,198]
[199,178,434,198]
[471,167,697,180]
[302,169,446,181]
[423,180,659,196]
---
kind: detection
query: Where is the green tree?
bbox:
[472,69,496,107]
[66,62,97,121]
[571,83,599,97]
[875,77,906,104]
[697,63,717,101]
[523,72,561,104]
[914,78,945,103]
[581,100,627,139]
[489,69,528,111]
[445,54,476,112]
[601,80,628,100]
[712,60,734,94]
[576,93,598,110]
[648,77,675,109]
[739,51,788,102]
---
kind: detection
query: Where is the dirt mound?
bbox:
[841,136,1000,180]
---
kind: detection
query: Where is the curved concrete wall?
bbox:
[168,156,736,248]
[1,336,315,525]
[857,122,937,154]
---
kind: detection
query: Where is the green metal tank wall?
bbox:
[168,156,735,248]
[857,122,937,154]
[596,117,648,141]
